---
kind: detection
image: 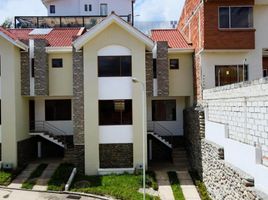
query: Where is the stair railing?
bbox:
[30,121,68,147]
[147,121,175,147]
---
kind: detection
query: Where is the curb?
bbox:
[0,186,114,200]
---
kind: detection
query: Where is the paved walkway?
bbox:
[177,171,201,200]
[8,163,39,189]
[155,170,175,200]
[33,161,61,191]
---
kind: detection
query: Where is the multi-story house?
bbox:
[0,6,196,174]
[177,0,268,102]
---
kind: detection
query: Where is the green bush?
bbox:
[0,171,12,186]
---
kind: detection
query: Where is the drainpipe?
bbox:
[131,0,135,26]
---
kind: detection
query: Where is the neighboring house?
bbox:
[177,0,268,102]
[42,0,134,17]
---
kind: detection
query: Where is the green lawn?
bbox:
[22,163,48,189]
[47,163,74,191]
[71,172,160,200]
[167,171,185,200]
[0,171,13,186]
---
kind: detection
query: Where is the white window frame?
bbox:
[218,6,254,30]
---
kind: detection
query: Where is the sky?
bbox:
[0,0,185,24]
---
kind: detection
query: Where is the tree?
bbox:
[1,18,13,28]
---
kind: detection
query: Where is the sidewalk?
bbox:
[155,170,175,200]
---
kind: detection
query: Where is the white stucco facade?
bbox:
[43,0,133,17]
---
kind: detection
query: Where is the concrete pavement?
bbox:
[0,188,102,200]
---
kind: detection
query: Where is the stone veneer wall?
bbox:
[203,78,268,166]
[99,144,133,168]
[21,51,30,96]
[34,39,49,96]
[72,48,84,145]
[201,139,261,200]
[146,52,153,96]
[17,137,36,167]
[156,41,169,96]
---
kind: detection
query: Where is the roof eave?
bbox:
[168,48,194,53]
[0,32,28,51]
[73,14,154,51]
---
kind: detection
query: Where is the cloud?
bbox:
[0,0,46,24]
[135,0,185,22]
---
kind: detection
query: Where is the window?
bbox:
[45,100,72,121]
[98,56,131,77]
[50,5,56,14]
[153,59,157,78]
[52,58,63,68]
[84,4,88,11]
[215,65,248,86]
[170,59,179,70]
[152,100,176,121]
[100,4,108,16]
[99,100,132,125]
[219,6,253,29]
[31,58,35,77]
[88,4,92,11]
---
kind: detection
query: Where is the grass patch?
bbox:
[71,172,160,200]
[189,171,211,200]
[167,171,185,200]
[47,163,74,191]
[22,163,48,189]
[0,171,13,186]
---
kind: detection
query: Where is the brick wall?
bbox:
[203,78,268,166]
[204,0,255,49]
[146,52,153,96]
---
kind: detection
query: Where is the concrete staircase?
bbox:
[148,132,172,148]
[172,147,189,170]
[30,132,64,148]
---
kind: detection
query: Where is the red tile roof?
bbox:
[0,27,19,41]
[1,27,84,47]
[151,29,192,49]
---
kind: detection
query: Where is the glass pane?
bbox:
[238,65,248,82]
[152,100,176,121]
[219,7,230,28]
[231,7,253,28]
[100,4,108,16]
[52,59,63,68]
[122,100,133,124]
[170,59,179,69]
[45,100,71,121]
[98,56,121,77]
[121,56,132,76]
[99,100,121,125]
[60,17,83,27]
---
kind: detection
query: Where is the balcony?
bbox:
[15,15,132,29]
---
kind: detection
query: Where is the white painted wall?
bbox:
[45,0,132,16]
[29,39,35,96]
[147,96,185,136]
[99,125,133,143]
[201,5,268,89]
[98,77,132,100]
[205,120,268,195]
[35,98,73,135]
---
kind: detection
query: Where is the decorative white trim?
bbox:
[98,168,135,175]
[73,14,155,50]
[46,46,73,53]
[98,45,131,56]
[0,32,28,51]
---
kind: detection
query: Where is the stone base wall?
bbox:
[183,107,205,177]
[202,139,261,200]
[99,144,133,168]
[17,137,36,167]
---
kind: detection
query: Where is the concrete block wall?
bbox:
[203,78,268,166]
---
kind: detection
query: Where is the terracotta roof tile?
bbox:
[5,28,84,47]
[0,27,19,41]
[151,29,192,49]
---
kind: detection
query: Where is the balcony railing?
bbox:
[15,15,132,29]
